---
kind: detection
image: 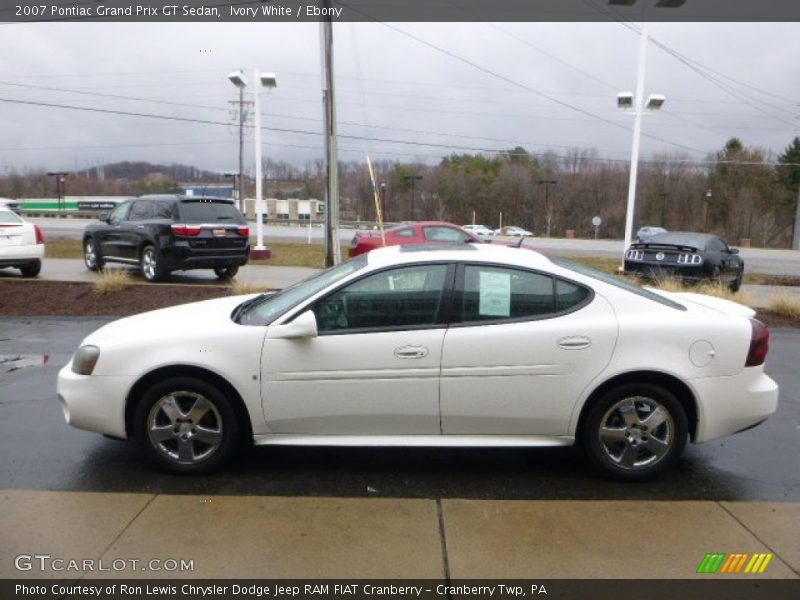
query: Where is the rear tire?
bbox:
[214,266,239,280]
[19,260,41,278]
[140,245,166,282]
[729,268,743,293]
[581,383,688,481]
[133,376,241,474]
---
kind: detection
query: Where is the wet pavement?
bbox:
[0,317,798,501]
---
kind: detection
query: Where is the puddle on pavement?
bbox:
[0,354,50,373]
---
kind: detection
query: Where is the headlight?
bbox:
[71,345,100,375]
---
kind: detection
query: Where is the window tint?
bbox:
[424,226,469,242]
[395,228,414,238]
[179,200,245,224]
[151,201,176,220]
[108,202,131,224]
[129,201,152,221]
[708,238,727,252]
[462,266,555,322]
[556,279,590,311]
[313,264,448,333]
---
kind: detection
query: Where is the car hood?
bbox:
[83,294,259,344]
[648,289,755,319]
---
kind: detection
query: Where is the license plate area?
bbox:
[212,229,227,238]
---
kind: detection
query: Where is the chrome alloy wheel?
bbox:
[141,247,157,281]
[84,240,97,269]
[147,391,223,465]
[597,396,675,470]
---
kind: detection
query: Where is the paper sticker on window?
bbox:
[479,271,511,317]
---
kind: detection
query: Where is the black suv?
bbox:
[83,195,250,282]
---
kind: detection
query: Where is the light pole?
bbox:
[660,191,669,227]
[380,182,387,222]
[703,189,713,231]
[537,179,558,237]
[251,69,277,260]
[404,174,423,221]
[46,171,68,210]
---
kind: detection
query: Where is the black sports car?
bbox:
[624,231,744,291]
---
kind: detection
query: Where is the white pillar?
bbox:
[253,68,267,255]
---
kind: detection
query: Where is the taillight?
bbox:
[34,224,45,244]
[236,226,250,237]
[745,318,770,367]
[625,249,644,260]
[171,224,202,237]
[677,253,702,264]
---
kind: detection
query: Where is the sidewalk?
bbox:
[2,490,798,579]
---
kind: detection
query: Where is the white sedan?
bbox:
[495,226,533,237]
[0,207,44,277]
[57,244,778,479]
[462,224,494,237]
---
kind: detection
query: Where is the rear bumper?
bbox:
[0,243,44,266]
[624,261,707,282]
[162,243,250,270]
[691,366,779,443]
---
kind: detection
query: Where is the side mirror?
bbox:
[266,310,318,339]
[730,248,739,254]
[98,213,110,223]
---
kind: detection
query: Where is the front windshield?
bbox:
[238,255,368,326]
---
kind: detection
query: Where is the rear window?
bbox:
[0,209,22,224]
[178,200,245,224]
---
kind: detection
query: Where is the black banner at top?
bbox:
[2,0,800,23]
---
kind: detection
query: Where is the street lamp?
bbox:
[46,171,68,210]
[537,179,558,237]
[251,69,277,260]
[227,69,247,214]
[404,174,423,221]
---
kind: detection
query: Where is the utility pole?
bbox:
[321,6,341,267]
[538,179,558,237]
[660,191,669,228]
[228,74,253,214]
[404,174,423,221]
[793,185,800,250]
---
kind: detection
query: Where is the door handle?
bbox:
[394,345,429,359]
[558,336,592,350]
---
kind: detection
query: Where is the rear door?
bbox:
[440,263,617,435]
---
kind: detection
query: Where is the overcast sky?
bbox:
[0,21,798,175]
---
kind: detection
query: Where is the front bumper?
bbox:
[57,363,134,439]
[691,366,779,443]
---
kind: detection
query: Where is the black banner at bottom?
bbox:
[3,579,799,600]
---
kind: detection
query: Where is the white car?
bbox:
[495,226,533,237]
[57,244,778,479]
[462,224,494,236]
[0,206,44,277]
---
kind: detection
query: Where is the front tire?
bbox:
[140,244,166,282]
[133,377,241,474]
[84,238,103,272]
[19,260,41,277]
[582,383,688,481]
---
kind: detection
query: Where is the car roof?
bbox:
[135,194,234,203]
[364,242,554,270]
[388,221,461,231]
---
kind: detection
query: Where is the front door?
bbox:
[261,263,453,434]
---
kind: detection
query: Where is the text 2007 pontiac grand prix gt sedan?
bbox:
[57,244,778,480]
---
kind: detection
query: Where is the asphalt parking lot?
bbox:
[1,316,797,502]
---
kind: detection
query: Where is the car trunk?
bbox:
[176,200,248,251]
[0,212,32,246]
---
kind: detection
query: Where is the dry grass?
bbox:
[229,280,268,296]
[92,269,130,295]
[767,293,800,319]
[644,277,753,307]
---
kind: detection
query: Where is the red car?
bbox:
[348,221,486,257]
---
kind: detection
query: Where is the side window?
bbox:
[711,238,728,253]
[152,201,176,220]
[129,201,152,221]
[312,264,448,333]
[395,228,414,238]
[555,279,590,312]
[424,226,468,242]
[108,202,131,225]
[462,266,555,322]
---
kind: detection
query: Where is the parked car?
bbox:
[0,206,44,277]
[0,198,21,212]
[349,221,484,257]
[82,195,250,282]
[635,226,668,242]
[624,231,744,291]
[58,244,777,480]
[494,226,533,237]
[462,224,494,236]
